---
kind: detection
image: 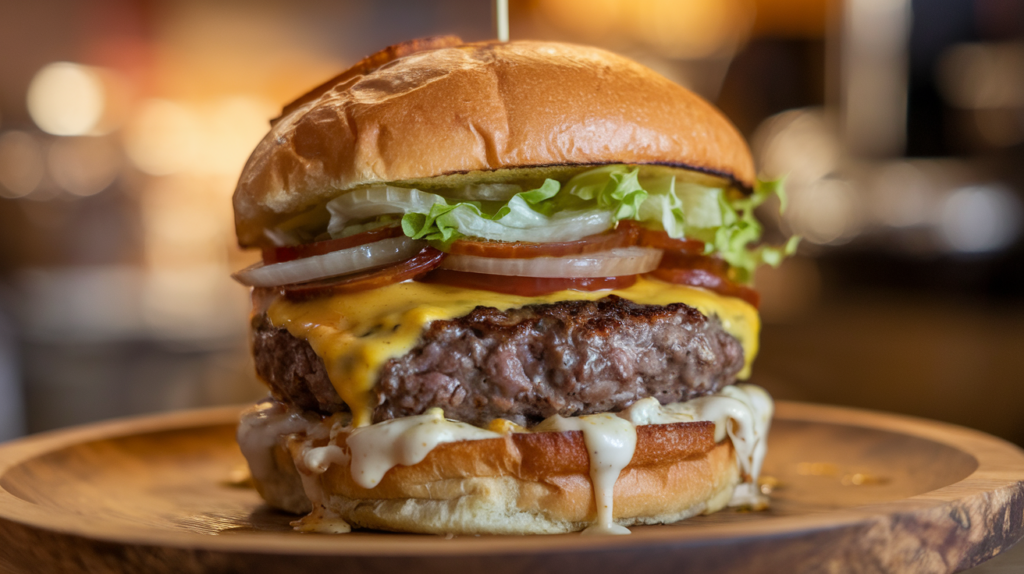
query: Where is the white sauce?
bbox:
[618,383,773,509]
[292,472,353,534]
[345,407,499,488]
[534,413,636,536]
[238,385,774,535]
[237,399,323,482]
[238,400,354,533]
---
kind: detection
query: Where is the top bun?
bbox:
[233,37,755,248]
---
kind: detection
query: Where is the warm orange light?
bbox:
[537,0,753,59]
[123,99,202,176]
[123,96,273,177]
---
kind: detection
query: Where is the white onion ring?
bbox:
[326,187,444,238]
[233,236,424,287]
[439,247,663,278]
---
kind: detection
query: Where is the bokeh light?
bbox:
[937,43,1024,110]
[941,185,1023,253]
[787,179,864,245]
[123,99,203,176]
[753,108,840,186]
[0,131,46,199]
[867,162,931,228]
[27,63,107,137]
[194,96,276,176]
[123,96,273,177]
[48,137,121,197]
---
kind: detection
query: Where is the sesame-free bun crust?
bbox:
[233,38,755,248]
[248,418,740,535]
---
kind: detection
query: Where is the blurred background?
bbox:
[0,0,1022,447]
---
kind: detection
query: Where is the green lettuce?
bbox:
[705,178,798,282]
[391,166,797,281]
[400,179,613,246]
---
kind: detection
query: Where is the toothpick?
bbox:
[495,0,509,42]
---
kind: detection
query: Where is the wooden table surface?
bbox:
[1,401,1023,573]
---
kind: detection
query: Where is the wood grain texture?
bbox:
[0,401,1022,573]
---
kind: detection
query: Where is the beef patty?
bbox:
[252,295,745,427]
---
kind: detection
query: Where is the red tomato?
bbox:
[263,225,404,264]
[418,269,638,297]
[658,251,730,275]
[282,247,444,300]
[632,224,705,254]
[649,252,760,308]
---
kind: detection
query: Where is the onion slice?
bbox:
[233,236,424,287]
[439,247,663,278]
[446,224,639,259]
[326,187,445,238]
[263,225,403,264]
[284,247,445,300]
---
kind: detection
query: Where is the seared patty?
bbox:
[252,296,745,427]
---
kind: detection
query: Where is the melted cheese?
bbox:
[265,277,760,427]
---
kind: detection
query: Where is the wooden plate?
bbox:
[1,401,1023,573]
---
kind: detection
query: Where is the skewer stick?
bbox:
[495,0,509,42]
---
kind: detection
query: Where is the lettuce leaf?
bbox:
[684,177,798,283]
[565,166,648,220]
[399,179,614,245]
[492,178,561,219]
[330,166,797,282]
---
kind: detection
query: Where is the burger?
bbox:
[232,36,794,536]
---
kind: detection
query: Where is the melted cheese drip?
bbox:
[265,277,760,427]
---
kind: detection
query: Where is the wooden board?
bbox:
[1,401,1023,573]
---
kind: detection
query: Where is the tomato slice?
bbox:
[658,251,730,275]
[649,252,760,308]
[445,224,638,259]
[419,269,637,297]
[282,246,445,300]
[263,225,404,265]
[633,225,705,254]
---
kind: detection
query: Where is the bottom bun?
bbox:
[305,443,738,535]
[241,402,743,535]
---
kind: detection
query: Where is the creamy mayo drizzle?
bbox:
[618,383,773,508]
[237,400,354,533]
[237,399,324,483]
[534,413,636,535]
[345,408,499,488]
[292,471,352,533]
[238,385,774,535]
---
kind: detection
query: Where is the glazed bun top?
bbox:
[233,37,755,248]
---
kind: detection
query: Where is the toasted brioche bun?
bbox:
[247,417,740,535]
[233,38,755,248]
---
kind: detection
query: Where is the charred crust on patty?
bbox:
[252,296,744,427]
